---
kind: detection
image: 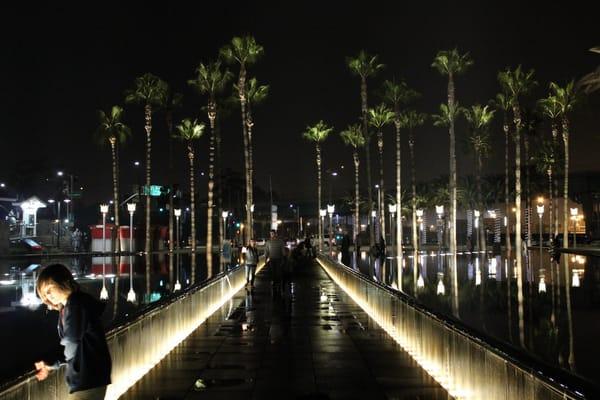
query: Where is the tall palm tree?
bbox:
[432,49,473,269]
[188,60,232,269]
[125,73,169,254]
[340,124,365,254]
[242,77,269,238]
[398,110,426,251]
[465,104,495,251]
[549,81,580,247]
[220,36,264,243]
[164,91,183,255]
[382,79,419,254]
[95,105,131,251]
[538,95,562,238]
[368,104,395,242]
[174,119,205,283]
[492,93,513,251]
[498,66,537,304]
[303,121,333,250]
[347,51,385,247]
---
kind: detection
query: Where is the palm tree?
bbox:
[340,124,365,253]
[303,121,333,250]
[398,110,426,251]
[464,104,495,251]
[174,119,205,282]
[492,93,513,251]
[382,79,420,254]
[220,36,264,243]
[368,104,395,242]
[538,95,562,238]
[549,81,580,247]
[125,73,169,254]
[242,77,269,238]
[498,66,537,296]
[188,60,232,269]
[432,49,473,268]
[95,105,131,252]
[578,46,600,94]
[347,51,385,247]
[164,91,183,255]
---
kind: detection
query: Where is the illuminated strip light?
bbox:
[105,261,265,399]
[317,258,468,398]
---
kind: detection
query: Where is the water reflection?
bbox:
[352,248,600,385]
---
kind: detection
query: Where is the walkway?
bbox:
[121,260,450,399]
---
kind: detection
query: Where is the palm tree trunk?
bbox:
[247,111,255,239]
[552,124,559,238]
[188,145,196,283]
[110,140,121,252]
[513,104,523,325]
[477,152,486,252]
[377,132,386,242]
[562,117,570,248]
[395,121,403,257]
[238,66,252,244]
[167,110,174,256]
[548,168,553,243]
[409,133,417,251]
[524,134,531,248]
[504,120,512,251]
[216,115,224,256]
[353,151,360,258]
[206,102,216,275]
[144,104,152,254]
[448,74,459,318]
[316,144,323,250]
[360,77,374,247]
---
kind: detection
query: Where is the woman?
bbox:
[35,263,112,399]
[243,238,259,287]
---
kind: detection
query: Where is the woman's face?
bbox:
[41,283,70,307]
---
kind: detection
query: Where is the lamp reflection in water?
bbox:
[127,255,136,302]
[174,208,182,291]
[436,273,445,295]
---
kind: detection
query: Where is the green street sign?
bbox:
[143,185,170,197]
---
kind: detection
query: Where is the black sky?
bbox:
[1,2,599,207]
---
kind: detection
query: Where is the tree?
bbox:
[303,121,333,250]
[533,139,559,238]
[368,104,395,242]
[95,105,131,252]
[188,60,232,270]
[578,46,600,94]
[164,91,183,256]
[432,49,473,280]
[340,124,365,253]
[220,36,264,243]
[347,50,385,247]
[491,93,513,251]
[382,79,420,254]
[464,104,495,251]
[174,119,205,282]
[125,73,169,254]
[498,66,537,341]
[549,81,580,247]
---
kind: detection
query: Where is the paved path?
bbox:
[121,260,450,399]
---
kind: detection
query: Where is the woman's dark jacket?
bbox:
[58,291,112,393]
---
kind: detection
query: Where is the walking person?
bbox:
[265,229,285,292]
[243,238,259,287]
[34,263,112,399]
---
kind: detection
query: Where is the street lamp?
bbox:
[537,203,545,250]
[174,208,182,291]
[570,207,578,247]
[375,184,381,239]
[388,204,397,257]
[474,210,480,251]
[100,204,109,253]
[327,204,335,255]
[222,210,228,241]
[436,205,444,250]
[320,209,327,251]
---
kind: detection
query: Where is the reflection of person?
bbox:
[35,264,111,399]
[243,238,259,287]
[341,233,351,266]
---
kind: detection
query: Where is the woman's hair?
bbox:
[36,263,79,308]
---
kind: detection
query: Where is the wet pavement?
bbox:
[121,259,450,399]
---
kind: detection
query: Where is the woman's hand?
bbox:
[34,361,49,381]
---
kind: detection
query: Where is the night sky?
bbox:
[2,2,599,209]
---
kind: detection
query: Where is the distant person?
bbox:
[34,263,111,399]
[243,238,259,287]
[341,233,351,266]
[265,229,285,290]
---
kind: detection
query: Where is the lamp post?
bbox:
[375,184,381,240]
[416,209,424,249]
[327,204,335,256]
[222,210,228,241]
[436,205,444,251]
[537,204,544,250]
[100,204,109,254]
[320,209,327,251]
[474,210,480,252]
[126,203,136,302]
[570,208,578,248]
[174,208,181,291]
[389,203,397,258]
